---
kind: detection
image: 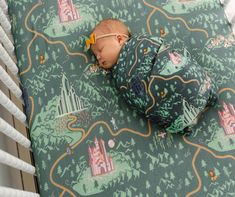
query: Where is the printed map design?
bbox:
[7,0,235,196]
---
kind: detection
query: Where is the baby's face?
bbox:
[91,35,123,69]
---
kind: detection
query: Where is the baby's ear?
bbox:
[117,35,126,44]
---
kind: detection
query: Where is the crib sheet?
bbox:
[7,0,235,196]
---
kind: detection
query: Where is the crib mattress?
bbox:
[7,0,235,196]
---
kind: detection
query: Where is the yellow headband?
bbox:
[85,33,129,49]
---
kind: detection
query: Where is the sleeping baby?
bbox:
[86,18,217,134]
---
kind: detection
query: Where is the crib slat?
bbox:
[0,7,11,33]
[0,26,15,54]
[0,117,31,148]
[224,0,235,24]
[0,66,22,98]
[0,186,40,197]
[220,0,230,5]
[0,149,35,174]
[0,44,18,75]
[0,0,8,14]
[0,90,26,124]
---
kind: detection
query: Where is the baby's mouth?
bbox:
[101,61,105,66]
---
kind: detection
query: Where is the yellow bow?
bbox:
[85,33,96,49]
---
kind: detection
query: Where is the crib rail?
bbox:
[0,186,40,197]
[0,1,39,196]
[220,0,235,34]
[0,66,22,98]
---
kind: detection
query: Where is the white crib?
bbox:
[0,0,234,196]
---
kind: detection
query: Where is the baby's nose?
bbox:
[96,54,101,60]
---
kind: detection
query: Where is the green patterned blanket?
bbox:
[7,0,235,196]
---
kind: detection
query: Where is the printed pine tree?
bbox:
[185,177,190,187]
[169,156,174,165]
[70,170,74,178]
[71,159,75,165]
[51,87,55,95]
[140,118,145,127]
[164,172,169,179]
[19,28,24,35]
[83,184,87,193]
[130,138,135,146]
[35,44,40,52]
[126,188,132,197]
[149,162,154,171]
[94,180,99,188]
[99,126,104,135]
[170,171,175,180]
[135,161,140,169]
[131,152,135,159]
[70,63,75,70]
[146,180,151,189]
[47,154,51,161]
[229,138,234,146]
[57,165,62,175]
[226,92,232,99]
[42,160,46,170]
[201,159,207,168]
[203,170,208,177]
[178,142,184,150]
[203,186,208,192]
[52,51,57,61]
[149,143,154,152]
[174,193,179,197]
[223,166,231,178]
[187,171,194,180]
[44,182,49,191]
[156,185,161,195]
[137,149,142,159]
[214,167,221,177]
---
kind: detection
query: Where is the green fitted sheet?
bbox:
[7,0,235,196]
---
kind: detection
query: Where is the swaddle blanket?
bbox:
[112,34,217,133]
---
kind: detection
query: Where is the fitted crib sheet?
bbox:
[7,0,235,196]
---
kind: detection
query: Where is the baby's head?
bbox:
[88,19,130,69]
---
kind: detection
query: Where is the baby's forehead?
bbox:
[90,40,101,52]
[90,43,97,52]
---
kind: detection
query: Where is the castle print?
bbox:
[88,137,114,176]
[57,0,80,23]
[218,102,235,135]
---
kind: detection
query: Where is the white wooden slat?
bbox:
[0,0,7,14]
[0,118,31,148]
[233,24,235,35]
[220,0,230,5]
[0,26,15,54]
[0,43,18,75]
[0,186,40,197]
[0,7,11,33]
[0,149,35,174]
[0,66,22,98]
[0,90,26,124]
[224,0,235,24]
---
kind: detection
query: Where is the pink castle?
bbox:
[88,137,114,176]
[218,102,235,135]
[57,0,80,23]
